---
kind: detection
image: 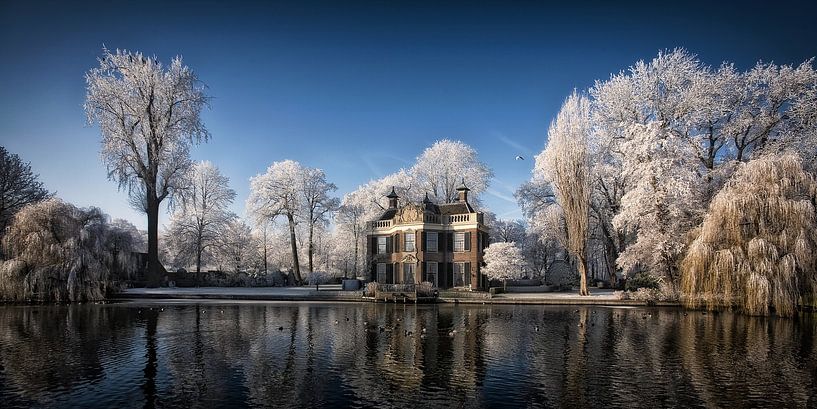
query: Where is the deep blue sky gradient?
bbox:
[2,0,816,229]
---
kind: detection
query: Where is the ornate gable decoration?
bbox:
[397,204,424,224]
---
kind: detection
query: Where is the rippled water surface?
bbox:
[0,301,815,408]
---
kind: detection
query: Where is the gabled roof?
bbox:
[377,208,398,220]
[438,202,474,215]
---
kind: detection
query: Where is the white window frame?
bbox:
[377,236,387,254]
[426,232,438,253]
[404,232,415,252]
[454,232,465,252]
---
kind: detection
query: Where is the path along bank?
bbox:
[113,286,681,307]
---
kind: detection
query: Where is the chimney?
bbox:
[456,178,470,203]
[386,186,399,209]
[422,192,433,210]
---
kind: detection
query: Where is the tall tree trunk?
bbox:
[577,253,590,296]
[263,227,268,273]
[287,213,302,284]
[196,247,202,287]
[308,211,314,274]
[353,232,359,277]
[146,197,161,288]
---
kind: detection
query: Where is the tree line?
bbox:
[517,49,817,315]
[2,48,814,315]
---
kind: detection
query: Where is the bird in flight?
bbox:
[515,155,525,161]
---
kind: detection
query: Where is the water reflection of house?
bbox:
[367,182,490,290]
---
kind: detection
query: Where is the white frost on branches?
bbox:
[410,139,493,204]
[164,161,235,274]
[84,48,210,284]
[482,242,527,282]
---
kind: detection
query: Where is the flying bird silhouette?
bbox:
[515,155,525,161]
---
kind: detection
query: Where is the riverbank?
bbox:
[114,286,681,306]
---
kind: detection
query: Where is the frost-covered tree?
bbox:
[217,217,259,274]
[110,218,146,252]
[613,121,704,284]
[248,160,325,283]
[483,241,527,290]
[0,146,51,253]
[411,139,493,204]
[300,167,339,274]
[587,49,817,285]
[85,49,210,286]
[165,161,235,281]
[491,219,526,243]
[681,154,817,316]
[535,92,593,296]
[335,197,367,277]
[0,198,138,301]
[347,169,416,222]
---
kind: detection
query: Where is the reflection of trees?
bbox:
[1,304,815,407]
[0,305,139,406]
[142,309,157,409]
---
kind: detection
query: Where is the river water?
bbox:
[0,301,815,408]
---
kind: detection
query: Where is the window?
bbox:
[377,237,387,254]
[426,232,438,252]
[453,262,466,287]
[377,263,386,283]
[404,232,415,252]
[454,232,465,252]
[403,263,415,284]
[425,262,438,287]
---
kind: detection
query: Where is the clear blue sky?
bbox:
[2,0,816,230]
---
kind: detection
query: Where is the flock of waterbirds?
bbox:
[129,306,712,337]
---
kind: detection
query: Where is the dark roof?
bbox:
[377,208,398,220]
[438,202,474,215]
[456,178,470,191]
[386,186,399,199]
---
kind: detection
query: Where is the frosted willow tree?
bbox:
[681,154,817,316]
[0,146,52,255]
[300,167,339,274]
[483,241,527,290]
[165,161,235,282]
[85,49,210,286]
[536,93,593,296]
[411,139,493,204]
[0,199,139,301]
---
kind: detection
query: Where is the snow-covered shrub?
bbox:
[306,271,331,286]
[365,282,378,297]
[628,287,679,303]
[614,290,630,300]
[625,272,661,291]
[417,281,435,297]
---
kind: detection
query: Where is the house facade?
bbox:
[367,182,489,290]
